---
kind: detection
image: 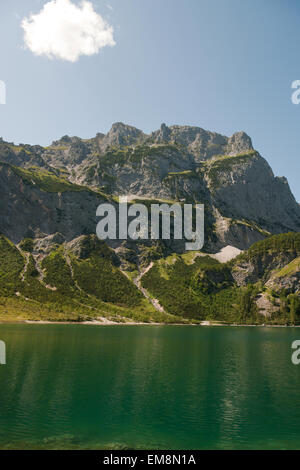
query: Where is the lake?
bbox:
[0,324,300,449]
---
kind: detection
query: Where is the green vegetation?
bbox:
[141,233,300,325]
[97,143,186,171]
[165,170,195,178]
[230,219,271,237]
[138,243,165,267]
[238,284,260,324]
[269,290,300,326]
[0,234,181,324]
[141,253,261,324]
[142,256,205,320]
[234,232,300,263]
[47,145,69,151]
[207,150,258,188]
[85,164,97,182]
[7,144,33,155]
[70,247,143,308]
[0,235,24,295]
[0,162,111,201]
[19,238,34,253]
[289,294,300,325]
[275,256,300,277]
[0,232,299,325]
[9,165,89,193]
[99,146,131,166]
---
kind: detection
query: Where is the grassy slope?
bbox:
[0,232,299,325]
[0,162,110,200]
[0,235,179,323]
[206,150,258,188]
[141,254,248,323]
[276,256,300,277]
[233,232,300,262]
[142,233,300,325]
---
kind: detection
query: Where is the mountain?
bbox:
[0,231,299,325]
[0,123,299,324]
[141,232,300,325]
[1,123,299,251]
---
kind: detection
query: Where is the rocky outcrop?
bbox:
[0,163,109,244]
[0,123,299,253]
[101,122,146,148]
[227,131,253,156]
[206,152,300,234]
[231,235,300,286]
[266,257,300,294]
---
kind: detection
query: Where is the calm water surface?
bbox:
[0,324,300,449]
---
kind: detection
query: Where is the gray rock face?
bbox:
[266,261,300,294]
[0,123,299,253]
[100,122,146,149]
[232,251,299,286]
[0,164,107,244]
[227,131,253,156]
[150,124,231,161]
[34,233,66,253]
[206,152,300,234]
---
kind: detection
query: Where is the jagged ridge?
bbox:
[0,123,300,253]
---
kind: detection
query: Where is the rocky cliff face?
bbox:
[1,120,300,324]
[0,123,299,254]
[0,163,108,244]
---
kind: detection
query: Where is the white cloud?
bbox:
[21,0,116,62]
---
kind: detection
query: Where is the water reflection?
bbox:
[0,324,300,449]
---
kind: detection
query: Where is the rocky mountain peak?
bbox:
[104,122,146,147]
[150,123,172,143]
[227,131,253,156]
[148,125,253,160]
[51,135,81,147]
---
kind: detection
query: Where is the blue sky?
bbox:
[0,0,300,200]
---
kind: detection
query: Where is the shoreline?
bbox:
[0,319,299,328]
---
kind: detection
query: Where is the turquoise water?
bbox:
[0,324,300,449]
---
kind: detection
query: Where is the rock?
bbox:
[227,131,253,155]
[101,122,146,149]
[0,123,299,253]
[0,163,109,244]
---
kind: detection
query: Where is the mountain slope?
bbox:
[1,123,299,252]
[0,123,299,324]
[141,233,300,325]
[0,234,182,324]
[0,232,299,324]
